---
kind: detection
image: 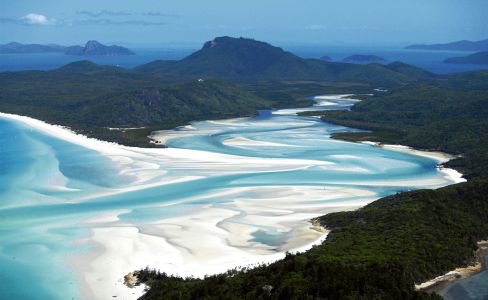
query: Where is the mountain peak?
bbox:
[202,38,220,49]
[137,36,434,85]
[85,40,103,50]
[167,36,292,77]
[56,60,100,72]
[199,36,282,53]
[65,40,134,56]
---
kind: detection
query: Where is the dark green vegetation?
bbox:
[2,36,488,299]
[444,51,488,65]
[135,37,431,85]
[0,37,435,146]
[321,73,488,180]
[135,66,488,299]
[136,180,488,300]
[405,38,488,51]
[0,61,269,146]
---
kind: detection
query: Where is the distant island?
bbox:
[0,40,134,56]
[405,38,488,51]
[444,51,488,65]
[65,40,135,56]
[0,42,65,54]
[0,36,436,146]
[320,55,331,61]
[1,35,488,300]
[342,54,387,64]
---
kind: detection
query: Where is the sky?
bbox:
[0,0,487,47]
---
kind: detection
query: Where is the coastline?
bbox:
[415,240,488,294]
[0,111,339,300]
[0,103,464,300]
[361,141,466,184]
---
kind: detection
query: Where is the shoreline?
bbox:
[361,141,466,184]
[0,101,465,300]
[0,111,341,300]
[415,240,488,294]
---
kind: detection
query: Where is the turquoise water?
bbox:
[0,96,459,299]
[0,119,128,299]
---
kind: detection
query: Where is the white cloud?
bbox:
[0,12,168,27]
[20,13,55,25]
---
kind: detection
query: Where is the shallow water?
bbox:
[439,250,488,300]
[0,95,460,299]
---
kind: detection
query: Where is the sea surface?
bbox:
[438,250,488,300]
[288,45,488,74]
[0,46,486,74]
[0,96,459,299]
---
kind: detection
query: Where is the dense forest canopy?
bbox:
[1,36,488,300]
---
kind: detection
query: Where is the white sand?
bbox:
[362,141,466,184]
[0,111,465,300]
[272,94,360,116]
[415,240,488,291]
[222,136,301,148]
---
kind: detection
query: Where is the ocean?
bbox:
[0,96,460,299]
[0,46,486,74]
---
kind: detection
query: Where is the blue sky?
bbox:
[1,0,487,47]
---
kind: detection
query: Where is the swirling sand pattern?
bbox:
[0,95,462,299]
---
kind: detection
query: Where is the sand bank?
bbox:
[0,110,464,300]
[362,141,466,184]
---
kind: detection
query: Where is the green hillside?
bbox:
[136,36,434,86]
[0,62,269,146]
[0,37,438,146]
[135,70,488,300]
[444,51,488,65]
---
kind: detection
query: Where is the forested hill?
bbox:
[0,63,270,146]
[444,51,488,65]
[135,70,488,300]
[321,70,488,179]
[135,36,434,85]
[2,36,488,299]
[0,37,439,146]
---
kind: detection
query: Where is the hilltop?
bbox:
[406,38,488,51]
[136,36,432,85]
[0,36,446,146]
[444,51,488,65]
[1,36,488,300]
[135,69,488,300]
[65,40,135,56]
[0,42,65,54]
[0,41,134,56]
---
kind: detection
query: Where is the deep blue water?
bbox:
[288,45,488,74]
[0,48,195,71]
[0,46,486,74]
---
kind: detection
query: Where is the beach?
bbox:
[0,95,465,300]
[416,240,488,294]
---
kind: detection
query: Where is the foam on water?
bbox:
[0,95,462,299]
